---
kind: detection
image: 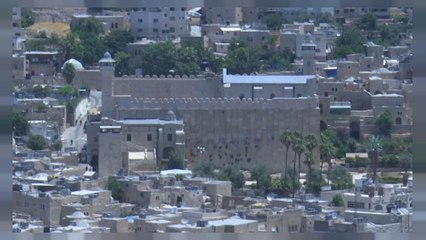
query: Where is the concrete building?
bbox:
[204,8,243,25]
[129,7,189,41]
[24,51,58,77]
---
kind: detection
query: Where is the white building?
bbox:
[129,7,189,41]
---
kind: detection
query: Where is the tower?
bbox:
[99,52,116,118]
[301,41,317,75]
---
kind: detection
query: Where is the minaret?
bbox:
[99,52,116,118]
[301,41,317,75]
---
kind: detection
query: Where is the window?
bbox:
[140,192,144,198]
[165,24,168,27]
[153,19,159,23]
[115,23,118,28]
[181,8,186,11]
[155,196,160,201]
[138,18,143,23]
[168,134,173,142]
[324,92,329,97]
[170,7,175,11]
[127,134,131,141]
[270,93,276,99]
[111,22,114,28]
[153,28,158,33]
[169,16,175,21]
[40,204,45,210]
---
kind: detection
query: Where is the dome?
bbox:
[164,110,176,121]
[103,52,112,59]
[99,51,115,64]
[63,59,84,70]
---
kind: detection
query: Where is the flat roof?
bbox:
[71,190,102,196]
[223,69,316,85]
[120,119,182,125]
[23,51,58,55]
[208,217,257,226]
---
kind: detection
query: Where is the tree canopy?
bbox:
[63,62,76,84]
[12,112,29,136]
[332,27,367,59]
[27,135,48,150]
[21,8,35,28]
[168,151,185,170]
[375,111,393,137]
[218,165,245,189]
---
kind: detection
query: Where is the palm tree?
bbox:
[366,136,383,184]
[304,152,314,193]
[281,131,294,188]
[320,141,336,185]
[294,137,306,189]
[291,131,302,197]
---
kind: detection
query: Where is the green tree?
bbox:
[356,13,377,31]
[168,151,185,169]
[141,42,177,76]
[281,131,294,188]
[52,140,62,151]
[12,112,29,136]
[27,135,48,150]
[304,152,315,193]
[400,155,412,174]
[218,165,245,189]
[66,98,79,125]
[332,194,345,207]
[192,161,215,178]
[21,8,35,28]
[35,102,47,112]
[31,85,51,98]
[71,17,105,36]
[375,111,393,137]
[332,27,367,59]
[320,131,337,184]
[251,164,272,193]
[114,51,132,76]
[261,13,286,30]
[81,35,107,66]
[224,47,260,74]
[103,29,133,55]
[290,131,303,197]
[107,178,124,202]
[175,47,201,75]
[63,62,76,84]
[366,136,383,184]
[294,135,306,193]
[329,166,354,190]
[59,33,84,64]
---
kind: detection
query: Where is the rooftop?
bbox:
[223,69,316,85]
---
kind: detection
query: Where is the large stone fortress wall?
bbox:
[97,53,320,172]
[110,97,320,172]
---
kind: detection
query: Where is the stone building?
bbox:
[24,51,58,77]
[88,52,321,174]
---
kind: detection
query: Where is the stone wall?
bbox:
[110,97,320,173]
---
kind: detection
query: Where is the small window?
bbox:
[156,196,160,201]
[153,19,159,23]
[127,134,131,141]
[168,134,173,142]
[153,28,158,33]
[140,192,144,198]
[181,8,186,11]
[115,23,118,28]
[138,18,143,23]
[138,28,143,32]
[147,134,152,141]
[170,7,175,11]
